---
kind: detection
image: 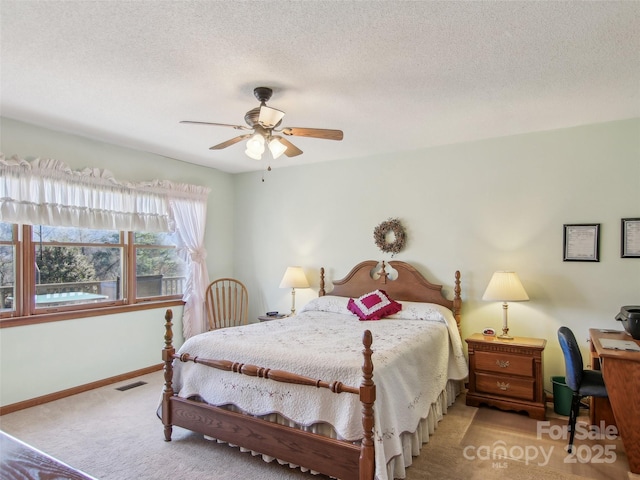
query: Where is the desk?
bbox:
[589,328,640,474]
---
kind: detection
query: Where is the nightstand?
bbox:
[258,314,287,322]
[466,333,546,420]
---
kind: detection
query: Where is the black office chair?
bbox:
[557,326,608,453]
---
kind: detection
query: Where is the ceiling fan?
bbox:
[180,87,343,161]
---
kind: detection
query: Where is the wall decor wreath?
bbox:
[373,218,406,257]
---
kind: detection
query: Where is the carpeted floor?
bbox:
[0,371,630,479]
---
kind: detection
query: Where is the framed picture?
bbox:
[563,224,600,262]
[621,218,640,258]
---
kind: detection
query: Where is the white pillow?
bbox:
[385,301,453,323]
[299,295,351,315]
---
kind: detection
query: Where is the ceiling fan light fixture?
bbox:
[245,133,266,159]
[245,147,263,160]
[258,106,285,128]
[268,138,287,159]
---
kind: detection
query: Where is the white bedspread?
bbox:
[171,297,468,480]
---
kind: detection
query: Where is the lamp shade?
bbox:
[259,105,286,128]
[482,271,529,302]
[279,266,309,289]
[245,147,262,160]
[245,133,265,160]
[268,138,287,159]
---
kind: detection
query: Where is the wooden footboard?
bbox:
[161,309,376,480]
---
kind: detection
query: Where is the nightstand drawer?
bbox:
[476,372,535,401]
[474,351,533,377]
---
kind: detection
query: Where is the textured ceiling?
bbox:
[1,1,639,173]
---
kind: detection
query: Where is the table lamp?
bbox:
[482,271,529,339]
[279,266,309,315]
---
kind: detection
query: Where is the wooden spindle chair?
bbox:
[205,278,248,330]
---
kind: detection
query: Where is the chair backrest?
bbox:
[557,326,584,392]
[205,278,248,330]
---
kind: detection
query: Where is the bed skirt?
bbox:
[203,379,464,480]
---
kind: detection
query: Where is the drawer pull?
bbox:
[497,381,510,391]
[496,359,510,368]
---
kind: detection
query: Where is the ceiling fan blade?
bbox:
[180,120,251,131]
[209,134,252,150]
[274,136,303,157]
[280,127,343,141]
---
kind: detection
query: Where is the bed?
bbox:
[161,260,468,480]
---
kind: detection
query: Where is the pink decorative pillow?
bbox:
[347,290,402,321]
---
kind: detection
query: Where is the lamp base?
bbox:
[497,305,514,339]
[290,288,296,316]
[498,326,513,340]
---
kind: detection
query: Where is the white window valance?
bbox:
[0,154,209,232]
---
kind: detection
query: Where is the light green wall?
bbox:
[1,117,638,405]
[233,118,640,393]
[0,306,183,404]
[0,117,234,406]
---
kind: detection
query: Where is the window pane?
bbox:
[134,231,179,246]
[136,247,186,298]
[0,222,13,241]
[33,225,120,244]
[0,222,15,312]
[35,246,122,306]
[0,245,15,311]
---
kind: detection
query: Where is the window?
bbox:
[1,156,209,335]
[0,222,186,319]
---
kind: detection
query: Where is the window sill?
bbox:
[0,299,185,328]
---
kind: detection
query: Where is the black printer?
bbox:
[616,306,640,340]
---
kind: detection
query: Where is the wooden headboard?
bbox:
[319,260,462,332]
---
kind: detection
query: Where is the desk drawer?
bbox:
[475,351,533,377]
[475,372,535,401]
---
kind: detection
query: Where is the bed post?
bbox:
[319,267,326,296]
[453,270,461,335]
[359,330,375,480]
[162,309,175,441]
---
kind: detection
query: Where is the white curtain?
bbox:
[169,191,211,338]
[0,154,210,338]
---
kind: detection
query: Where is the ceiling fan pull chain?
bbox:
[261,163,273,183]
